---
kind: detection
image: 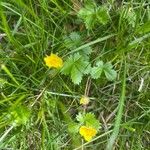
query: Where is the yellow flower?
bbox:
[79,126,97,142]
[80,96,90,105]
[44,53,63,68]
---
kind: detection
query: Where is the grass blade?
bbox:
[106,60,126,150]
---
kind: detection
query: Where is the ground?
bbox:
[0,0,150,150]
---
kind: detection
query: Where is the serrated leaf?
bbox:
[71,65,83,84]
[64,32,92,57]
[81,46,92,58]
[61,53,90,84]
[103,62,117,81]
[64,32,81,49]
[96,6,110,25]
[84,113,101,131]
[68,122,80,134]
[78,3,96,29]
[76,113,84,124]
[84,63,91,74]
[61,56,74,75]
[91,61,104,79]
[78,3,110,29]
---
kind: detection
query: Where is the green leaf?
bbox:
[103,62,117,81]
[64,32,81,49]
[64,32,92,57]
[76,113,84,124]
[91,61,104,79]
[78,3,110,29]
[68,122,80,134]
[84,113,101,131]
[76,113,101,131]
[78,3,96,29]
[96,6,110,25]
[80,46,92,59]
[9,105,30,126]
[60,55,74,75]
[61,53,90,84]
[71,65,83,84]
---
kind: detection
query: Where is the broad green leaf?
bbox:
[60,55,74,75]
[64,32,81,49]
[84,113,101,131]
[91,61,104,79]
[71,65,83,84]
[68,122,80,134]
[84,63,91,74]
[76,113,84,124]
[78,2,110,29]
[78,3,96,29]
[61,53,90,84]
[103,62,117,81]
[64,32,92,57]
[96,6,110,25]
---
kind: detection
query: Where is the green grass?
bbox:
[0,0,150,149]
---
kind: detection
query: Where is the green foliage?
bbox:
[64,32,92,58]
[9,105,30,126]
[91,61,117,81]
[91,61,104,79]
[61,53,90,84]
[121,7,136,27]
[103,62,117,81]
[136,21,150,34]
[68,122,80,134]
[0,0,149,149]
[96,6,110,25]
[76,112,84,124]
[0,78,7,88]
[69,112,101,135]
[84,113,100,131]
[78,2,109,29]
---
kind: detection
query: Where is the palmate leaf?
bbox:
[91,61,117,81]
[76,112,101,131]
[61,53,91,84]
[76,112,84,124]
[68,122,80,134]
[91,61,104,79]
[78,2,109,29]
[78,3,96,29]
[84,113,101,131]
[103,62,117,81]
[64,32,81,49]
[64,32,92,57]
[96,6,110,25]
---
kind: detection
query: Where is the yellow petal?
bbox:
[79,126,97,142]
[44,53,63,68]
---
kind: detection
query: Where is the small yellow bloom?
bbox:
[79,126,97,142]
[80,96,90,105]
[44,53,63,68]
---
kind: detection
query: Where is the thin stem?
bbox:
[0,126,14,143]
